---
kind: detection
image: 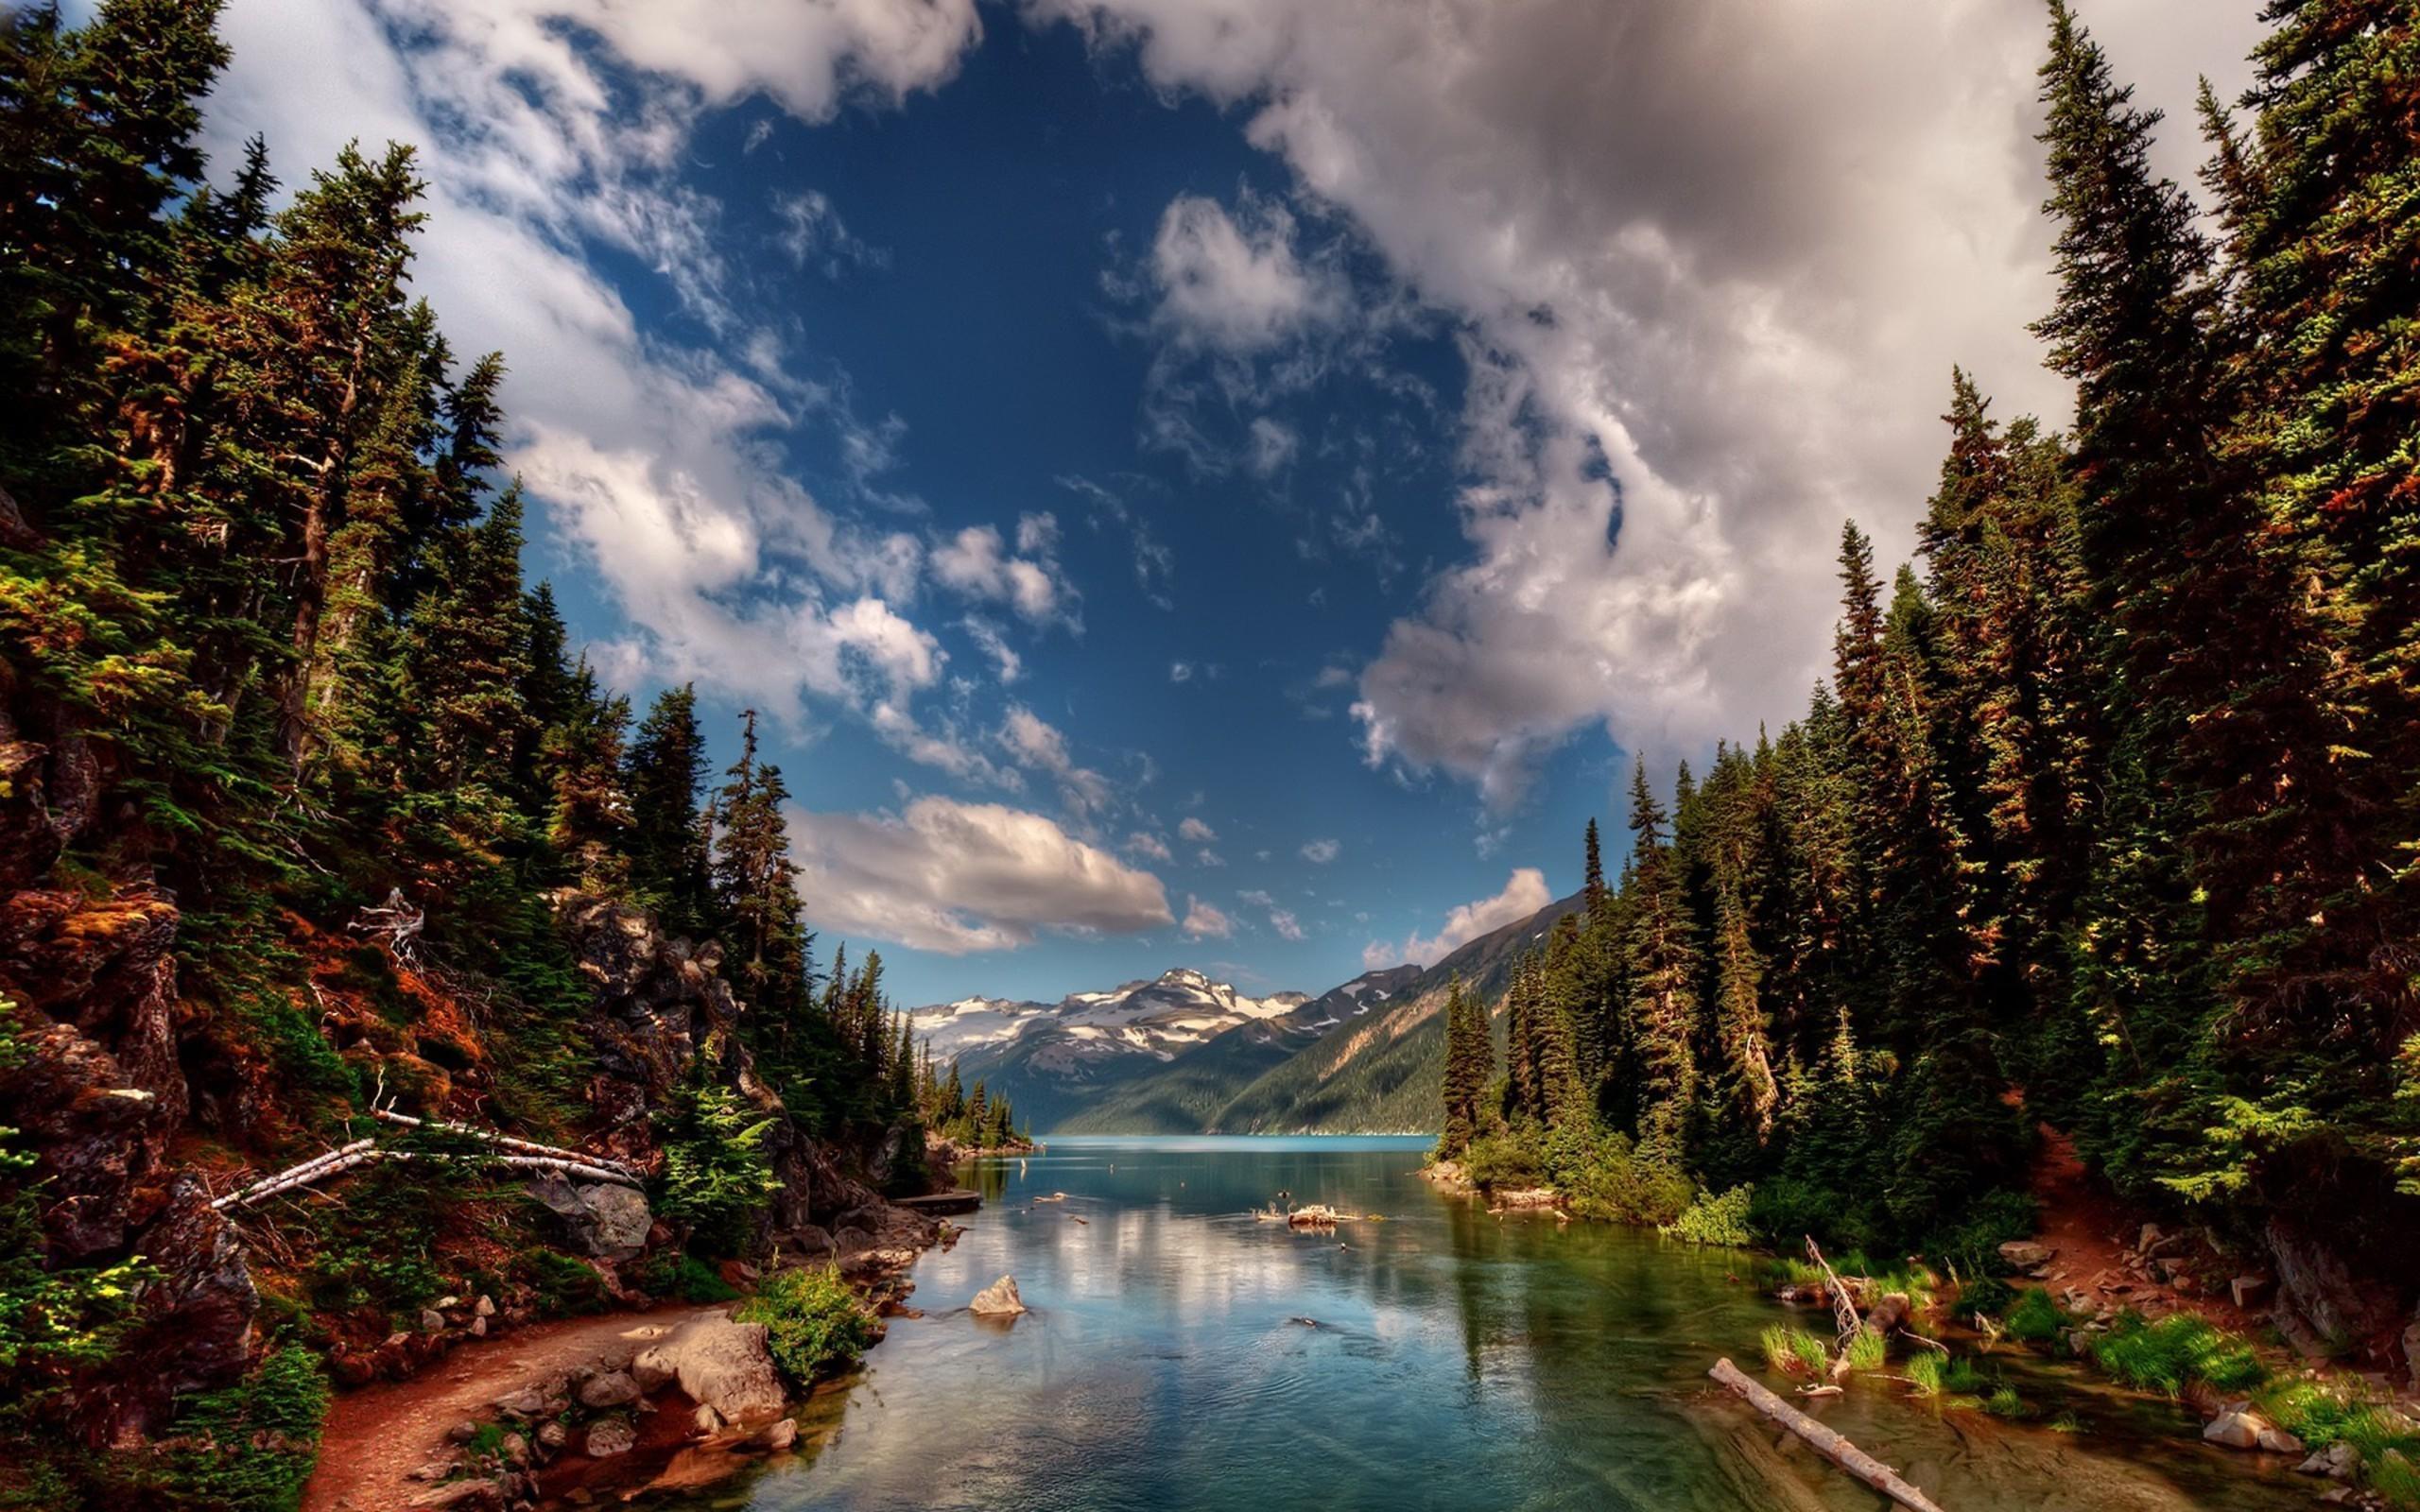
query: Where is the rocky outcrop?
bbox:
[526,1171,651,1262]
[2264,1215,2399,1351]
[630,1314,786,1428]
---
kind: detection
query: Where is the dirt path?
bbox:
[304,1302,718,1512]
[2024,1122,2263,1332]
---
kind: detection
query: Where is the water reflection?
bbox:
[658,1138,2308,1512]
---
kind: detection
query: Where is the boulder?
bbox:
[970,1275,1026,1316]
[1998,1241,2052,1269]
[2256,1426,2305,1455]
[753,1418,798,1452]
[578,1370,640,1409]
[2297,1441,2360,1480]
[526,1172,653,1263]
[631,1315,786,1426]
[2203,1409,2272,1450]
[491,1388,547,1419]
[584,1418,635,1458]
[2264,1215,2398,1348]
[420,1309,448,1334]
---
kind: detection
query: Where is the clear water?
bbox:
[670,1136,2309,1512]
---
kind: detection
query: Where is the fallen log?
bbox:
[212,1144,640,1210]
[372,1108,636,1178]
[1708,1357,1948,1512]
[212,1139,378,1210]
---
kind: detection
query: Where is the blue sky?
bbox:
[201,0,2261,1007]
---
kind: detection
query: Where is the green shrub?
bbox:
[156,1347,329,1511]
[735,1266,872,1387]
[656,1066,781,1257]
[2260,1379,2420,1466]
[1956,1273,2015,1318]
[2090,1313,2266,1397]
[514,1247,610,1316]
[1927,1189,2039,1273]
[1749,1177,1857,1250]
[1661,1184,1755,1247]
[637,1251,740,1304]
[2004,1287,2070,1344]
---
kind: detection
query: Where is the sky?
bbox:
[195,0,2265,1008]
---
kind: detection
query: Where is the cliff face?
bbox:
[0,726,897,1445]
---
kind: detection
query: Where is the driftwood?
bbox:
[350,887,424,963]
[1805,1236,1865,1348]
[1708,1357,1948,1512]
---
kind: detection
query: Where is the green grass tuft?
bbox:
[2089,1312,2266,1397]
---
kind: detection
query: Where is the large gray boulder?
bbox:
[527,1172,652,1262]
[631,1314,786,1426]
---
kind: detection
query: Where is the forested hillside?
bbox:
[0,4,934,1505]
[1438,0,2418,1337]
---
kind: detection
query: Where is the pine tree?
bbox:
[714,710,809,1022]
[1437,973,1491,1160]
[1624,758,1701,1162]
[626,684,716,938]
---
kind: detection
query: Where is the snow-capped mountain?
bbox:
[907,969,1308,1130]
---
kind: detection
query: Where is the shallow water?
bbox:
[666,1136,2308,1512]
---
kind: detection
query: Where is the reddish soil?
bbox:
[2022,1121,2267,1332]
[302,1302,714,1512]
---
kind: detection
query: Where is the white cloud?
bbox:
[959,616,1022,683]
[1196,849,1225,868]
[1169,660,1194,683]
[1299,837,1340,865]
[203,0,993,746]
[1032,0,2259,803]
[1148,190,1346,354]
[1178,816,1218,843]
[773,188,890,276]
[1238,888,1275,907]
[1182,895,1235,938]
[1269,908,1305,941]
[930,517,1077,626]
[1125,831,1174,862]
[1362,868,1552,970]
[998,704,1114,816]
[1246,415,1298,477]
[788,795,1171,954]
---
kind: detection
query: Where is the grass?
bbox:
[2003,1286,2070,1345]
[1983,1383,2031,1419]
[1843,1330,1887,1373]
[1660,1184,1756,1247]
[1907,1350,1988,1406]
[2088,1312,2267,1397]
[1760,1324,1833,1376]
[2048,1411,2083,1434]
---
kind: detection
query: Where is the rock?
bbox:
[584,1417,635,1458]
[421,1308,449,1334]
[475,1295,496,1317]
[833,1226,877,1256]
[2203,1409,2272,1450]
[1998,1241,2052,1269]
[969,1275,1026,1316]
[2265,1215,2397,1347]
[447,1419,480,1444]
[525,1172,653,1263]
[578,1369,640,1409]
[2230,1273,2273,1310]
[500,1432,530,1468]
[753,1418,797,1452]
[631,1315,787,1426]
[718,1260,760,1289]
[1865,1293,1911,1335]
[2255,1426,2304,1454]
[2297,1441,2360,1479]
[536,1420,569,1452]
[491,1387,547,1419]
[692,1403,722,1434]
[409,1458,459,1481]
[631,1352,675,1393]
[470,1315,488,1338]
[408,1481,504,1509]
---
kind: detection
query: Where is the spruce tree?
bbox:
[626,684,716,937]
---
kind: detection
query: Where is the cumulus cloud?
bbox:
[203,0,996,747]
[1178,816,1218,843]
[930,514,1078,626]
[1032,0,2259,803]
[1299,837,1340,864]
[1362,868,1553,970]
[788,795,1172,954]
[1182,895,1235,938]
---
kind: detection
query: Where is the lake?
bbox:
[668,1136,2309,1511]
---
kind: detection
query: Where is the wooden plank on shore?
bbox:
[1707,1357,1948,1512]
[895,1190,982,1214]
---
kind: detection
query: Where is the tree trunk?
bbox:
[1707,1358,1948,1512]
